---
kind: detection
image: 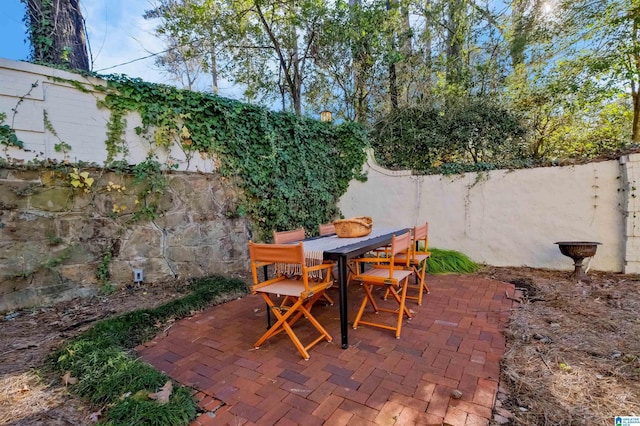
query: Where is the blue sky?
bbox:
[0,0,240,97]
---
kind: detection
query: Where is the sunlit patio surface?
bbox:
[137,274,516,426]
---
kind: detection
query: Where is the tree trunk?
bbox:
[27,0,90,71]
[445,0,465,88]
[632,15,640,142]
[209,40,219,95]
[422,0,433,98]
[633,91,639,142]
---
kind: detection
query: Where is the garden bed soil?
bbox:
[1,267,639,425]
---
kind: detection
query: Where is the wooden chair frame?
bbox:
[384,222,431,305]
[249,241,335,360]
[318,223,336,236]
[273,228,305,244]
[351,231,414,339]
[273,227,334,306]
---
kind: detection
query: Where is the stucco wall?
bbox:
[339,150,632,273]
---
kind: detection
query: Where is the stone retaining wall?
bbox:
[0,167,251,312]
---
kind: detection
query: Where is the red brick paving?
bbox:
[137,274,516,425]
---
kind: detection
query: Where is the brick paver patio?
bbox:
[137,274,516,425]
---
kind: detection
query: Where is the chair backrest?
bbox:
[318,223,336,236]
[249,241,305,265]
[413,222,428,253]
[388,231,412,274]
[248,241,310,288]
[273,228,305,244]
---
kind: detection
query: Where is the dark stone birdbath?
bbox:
[555,241,602,282]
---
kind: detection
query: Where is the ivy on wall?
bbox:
[96,75,368,240]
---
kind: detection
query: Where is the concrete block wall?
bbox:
[620,153,640,273]
[0,58,215,172]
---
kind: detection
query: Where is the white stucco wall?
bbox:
[339,150,627,272]
[0,58,214,172]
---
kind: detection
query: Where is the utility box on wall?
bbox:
[133,269,144,284]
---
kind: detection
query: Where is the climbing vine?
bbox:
[1,72,368,244]
[25,0,56,66]
[1,82,39,159]
[0,112,24,151]
[96,75,368,239]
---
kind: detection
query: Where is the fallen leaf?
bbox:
[88,408,102,423]
[62,371,78,385]
[14,384,30,394]
[148,380,173,404]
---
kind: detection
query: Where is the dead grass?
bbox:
[482,267,640,425]
[0,370,86,425]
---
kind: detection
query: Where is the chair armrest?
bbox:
[307,262,335,273]
[352,256,389,265]
[250,275,286,293]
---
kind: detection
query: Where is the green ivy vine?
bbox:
[26,0,56,66]
[96,75,369,240]
[1,72,368,242]
[0,112,24,151]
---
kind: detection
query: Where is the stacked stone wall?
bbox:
[0,167,251,312]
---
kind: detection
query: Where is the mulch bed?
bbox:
[481,267,640,425]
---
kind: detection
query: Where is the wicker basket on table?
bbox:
[333,216,373,238]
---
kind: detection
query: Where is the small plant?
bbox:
[68,168,94,192]
[43,246,73,269]
[111,203,128,215]
[54,141,72,162]
[97,249,112,285]
[0,112,24,151]
[427,248,479,274]
[46,234,63,246]
[45,110,73,163]
[107,181,127,193]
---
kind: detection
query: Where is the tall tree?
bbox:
[445,0,468,90]
[145,0,229,93]
[24,0,89,70]
[230,0,326,115]
[553,0,640,142]
[308,0,389,122]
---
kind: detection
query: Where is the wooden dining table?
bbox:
[301,227,409,348]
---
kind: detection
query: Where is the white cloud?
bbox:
[83,0,166,83]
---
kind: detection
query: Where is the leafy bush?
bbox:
[370,97,527,172]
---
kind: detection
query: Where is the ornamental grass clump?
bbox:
[427,248,479,274]
[51,275,247,426]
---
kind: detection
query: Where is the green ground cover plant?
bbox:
[51,276,247,425]
[428,248,479,274]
